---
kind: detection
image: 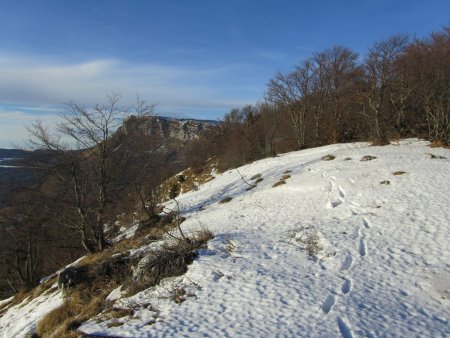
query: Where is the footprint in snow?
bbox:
[351,226,361,240]
[362,217,370,229]
[327,200,343,209]
[337,185,345,198]
[322,294,335,314]
[341,279,352,295]
[359,238,368,257]
[341,253,353,271]
[337,316,354,338]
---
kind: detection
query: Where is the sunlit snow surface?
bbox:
[0,286,63,338]
[2,140,449,337]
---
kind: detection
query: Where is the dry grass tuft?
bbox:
[321,154,336,161]
[428,153,447,159]
[192,227,215,246]
[254,177,264,184]
[281,174,291,180]
[380,180,390,185]
[250,173,262,180]
[272,180,286,188]
[305,230,323,258]
[360,155,377,161]
[393,171,406,175]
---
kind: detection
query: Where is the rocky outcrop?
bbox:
[118,115,217,142]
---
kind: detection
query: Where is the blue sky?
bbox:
[0,0,448,148]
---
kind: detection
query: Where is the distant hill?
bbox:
[0,149,28,160]
[0,115,217,209]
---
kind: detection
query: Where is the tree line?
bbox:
[187,27,449,171]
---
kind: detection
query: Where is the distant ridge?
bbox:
[0,149,28,159]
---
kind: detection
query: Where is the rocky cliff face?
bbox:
[118,115,217,143]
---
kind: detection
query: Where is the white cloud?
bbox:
[0,54,255,109]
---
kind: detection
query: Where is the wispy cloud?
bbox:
[0,54,256,108]
[255,49,289,62]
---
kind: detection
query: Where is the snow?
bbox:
[2,139,449,337]
[0,298,12,308]
[0,286,63,337]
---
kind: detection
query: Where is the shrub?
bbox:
[380,180,390,185]
[128,246,197,296]
[127,228,213,296]
[281,174,291,180]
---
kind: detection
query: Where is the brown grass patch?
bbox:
[254,177,263,184]
[159,161,217,201]
[371,139,390,146]
[281,174,291,180]
[272,180,286,188]
[37,289,105,338]
[429,140,450,149]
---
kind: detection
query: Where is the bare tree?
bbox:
[362,35,409,143]
[403,28,449,143]
[315,46,360,142]
[267,60,314,149]
[26,94,129,253]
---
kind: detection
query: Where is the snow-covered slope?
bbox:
[2,139,449,337]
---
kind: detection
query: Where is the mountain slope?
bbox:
[1,139,449,337]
